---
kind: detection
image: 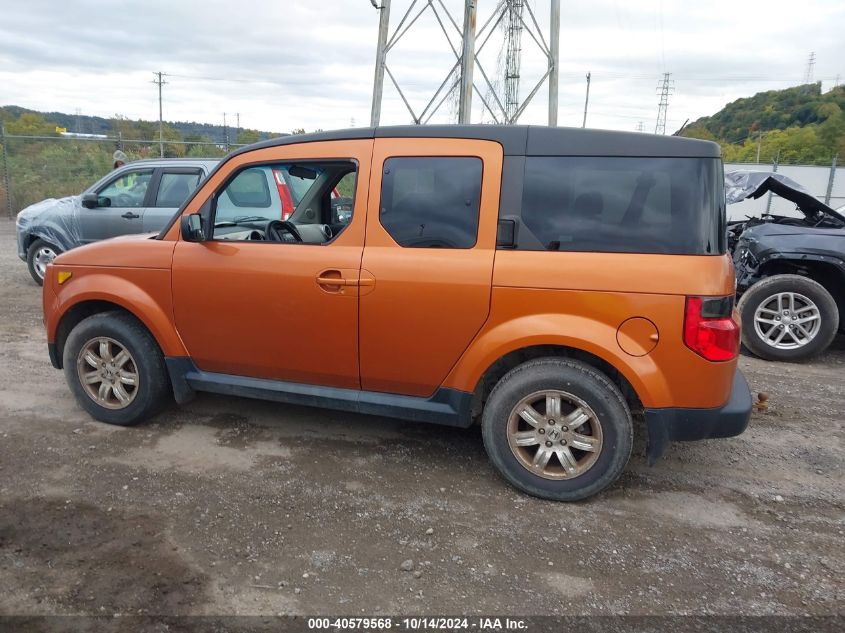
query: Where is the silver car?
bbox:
[15,158,218,284]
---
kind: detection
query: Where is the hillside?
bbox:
[0,105,283,144]
[681,84,845,165]
[0,106,294,214]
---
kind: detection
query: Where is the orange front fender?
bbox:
[48,267,186,358]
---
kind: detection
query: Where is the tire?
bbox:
[63,311,170,426]
[738,274,838,362]
[26,238,61,286]
[481,358,633,502]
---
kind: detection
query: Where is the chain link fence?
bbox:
[0,129,247,218]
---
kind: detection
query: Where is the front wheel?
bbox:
[63,312,170,426]
[26,239,61,286]
[738,274,839,362]
[482,358,633,502]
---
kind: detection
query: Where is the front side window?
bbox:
[211,161,357,243]
[155,171,202,208]
[96,169,153,208]
[380,157,482,249]
[518,157,725,255]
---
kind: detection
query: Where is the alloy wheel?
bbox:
[76,337,140,410]
[507,389,603,480]
[753,292,821,350]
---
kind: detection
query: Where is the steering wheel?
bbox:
[266,220,304,243]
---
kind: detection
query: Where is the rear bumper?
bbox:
[644,370,751,464]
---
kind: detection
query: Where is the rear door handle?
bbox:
[121,212,140,219]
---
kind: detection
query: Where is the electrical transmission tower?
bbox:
[152,71,168,157]
[370,0,560,127]
[654,72,673,135]
[803,52,816,84]
[503,0,524,122]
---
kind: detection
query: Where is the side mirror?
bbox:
[81,193,99,209]
[180,213,205,242]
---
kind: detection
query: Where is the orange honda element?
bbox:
[42,125,751,501]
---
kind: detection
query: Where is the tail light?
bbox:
[683,296,739,361]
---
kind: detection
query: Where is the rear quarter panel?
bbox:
[444,251,738,409]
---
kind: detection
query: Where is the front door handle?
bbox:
[316,276,350,286]
[121,211,140,219]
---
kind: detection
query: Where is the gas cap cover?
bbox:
[616,317,659,357]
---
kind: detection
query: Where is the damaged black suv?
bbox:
[728,171,845,362]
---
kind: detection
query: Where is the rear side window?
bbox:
[224,167,272,208]
[155,171,201,208]
[517,157,725,255]
[380,157,482,248]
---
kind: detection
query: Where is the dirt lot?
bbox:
[0,219,842,619]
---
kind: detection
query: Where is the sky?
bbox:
[0,0,843,136]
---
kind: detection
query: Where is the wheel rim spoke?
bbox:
[82,370,102,385]
[564,407,590,430]
[556,446,578,473]
[570,433,599,452]
[513,431,540,446]
[532,446,552,469]
[546,394,561,420]
[519,405,544,428]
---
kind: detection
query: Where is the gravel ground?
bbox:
[0,219,842,618]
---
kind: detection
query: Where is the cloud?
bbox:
[0,0,843,133]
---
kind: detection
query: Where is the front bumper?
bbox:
[15,224,27,261]
[644,370,752,464]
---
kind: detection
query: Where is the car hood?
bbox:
[15,195,83,252]
[53,232,173,269]
[725,170,845,223]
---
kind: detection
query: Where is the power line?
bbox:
[655,72,673,135]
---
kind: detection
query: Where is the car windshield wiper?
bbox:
[214,215,269,227]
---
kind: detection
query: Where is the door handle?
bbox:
[316,276,349,286]
[121,212,140,219]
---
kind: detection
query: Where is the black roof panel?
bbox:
[231,125,719,159]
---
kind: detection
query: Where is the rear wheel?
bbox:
[738,274,838,362]
[63,312,170,426]
[482,358,633,501]
[26,239,61,286]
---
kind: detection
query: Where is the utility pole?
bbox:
[370,0,391,127]
[1,124,12,219]
[458,0,477,124]
[223,112,229,152]
[765,150,780,214]
[756,130,762,163]
[582,72,591,128]
[236,112,240,144]
[655,72,673,135]
[803,52,816,85]
[636,121,644,132]
[153,71,167,158]
[825,155,838,206]
[548,0,560,126]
